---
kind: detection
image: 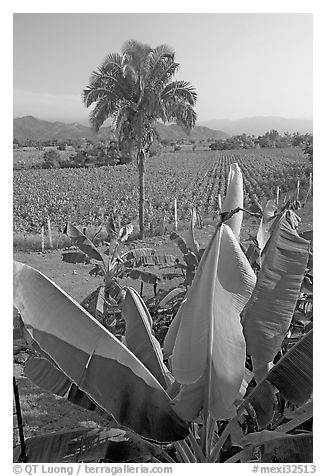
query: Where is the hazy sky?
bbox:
[13,13,313,124]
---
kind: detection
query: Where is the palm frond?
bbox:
[122,40,152,82]
[166,102,197,130]
[82,86,120,109]
[162,81,197,106]
[88,98,117,132]
[150,59,179,87]
[145,45,175,84]
[101,52,124,72]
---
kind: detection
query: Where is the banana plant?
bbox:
[13,164,312,463]
[63,222,178,317]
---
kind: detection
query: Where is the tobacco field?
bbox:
[13,147,311,235]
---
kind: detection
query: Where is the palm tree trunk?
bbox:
[138,149,146,239]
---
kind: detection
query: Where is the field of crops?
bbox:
[13,147,312,234]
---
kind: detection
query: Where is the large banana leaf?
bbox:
[64,223,103,263]
[122,287,172,389]
[163,299,186,360]
[13,262,189,443]
[243,330,313,429]
[222,163,243,240]
[13,427,162,463]
[24,357,110,419]
[242,210,310,380]
[25,357,72,396]
[169,224,256,421]
[209,330,313,462]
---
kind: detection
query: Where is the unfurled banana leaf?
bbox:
[13,427,162,463]
[169,223,256,421]
[13,262,189,443]
[64,223,103,263]
[122,288,172,389]
[242,210,310,381]
[222,163,243,241]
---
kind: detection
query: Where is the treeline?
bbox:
[209,130,313,151]
[40,140,131,169]
[14,138,164,170]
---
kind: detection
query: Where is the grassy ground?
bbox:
[13,200,312,452]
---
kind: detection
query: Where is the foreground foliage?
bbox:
[13,162,313,463]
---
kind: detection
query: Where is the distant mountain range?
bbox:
[197,117,313,136]
[153,122,228,142]
[13,116,228,143]
[13,116,114,142]
[13,115,313,144]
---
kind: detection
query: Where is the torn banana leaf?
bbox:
[242,210,310,381]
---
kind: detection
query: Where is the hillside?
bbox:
[13,116,115,142]
[198,116,313,136]
[13,116,228,143]
[154,123,228,142]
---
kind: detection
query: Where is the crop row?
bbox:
[13,148,312,234]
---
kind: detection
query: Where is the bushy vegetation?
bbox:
[209,130,313,151]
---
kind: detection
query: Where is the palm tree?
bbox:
[83,39,197,239]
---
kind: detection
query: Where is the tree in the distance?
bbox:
[83,39,197,238]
